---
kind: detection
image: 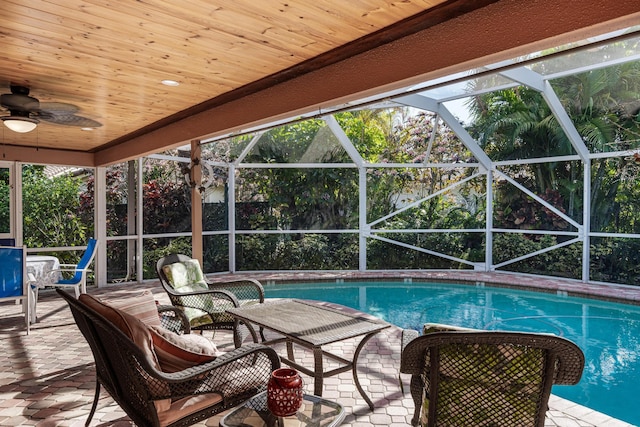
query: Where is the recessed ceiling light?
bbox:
[81,127,94,131]
[161,79,180,87]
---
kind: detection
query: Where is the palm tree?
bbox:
[468,59,640,231]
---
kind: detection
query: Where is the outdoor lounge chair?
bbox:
[156,254,266,347]
[47,238,98,297]
[58,289,280,427]
[0,245,32,333]
[400,323,585,427]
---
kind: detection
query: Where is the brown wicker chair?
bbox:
[58,289,280,427]
[400,324,585,427]
[156,254,266,347]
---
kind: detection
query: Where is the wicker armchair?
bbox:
[156,254,265,347]
[400,324,585,427]
[58,289,280,427]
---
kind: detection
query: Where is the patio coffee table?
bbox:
[226,299,390,410]
[219,392,344,427]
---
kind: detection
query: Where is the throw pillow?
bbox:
[162,260,209,290]
[78,293,159,369]
[149,326,224,373]
[105,290,162,328]
[161,261,219,328]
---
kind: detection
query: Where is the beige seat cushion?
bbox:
[156,393,223,427]
[422,322,477,334]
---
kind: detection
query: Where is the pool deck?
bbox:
[1,271,638,426]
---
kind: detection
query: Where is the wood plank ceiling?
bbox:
[1,0,639,167]
[0,0,450,156]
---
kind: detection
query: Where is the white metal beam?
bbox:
[323,115,365,167]
[395,94,493,169]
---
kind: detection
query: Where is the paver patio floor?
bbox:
[1,272,636,426]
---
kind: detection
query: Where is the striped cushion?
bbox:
[106,290,162,328]
[78,293,160,372]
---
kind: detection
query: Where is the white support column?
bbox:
[359,166,367,271]
[14,162,23,247]
[582,158,591,282]
[485,167,494,271]
[95,166,108,287]
[228,164,236,272]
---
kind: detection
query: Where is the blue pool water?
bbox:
[264,281,640,425]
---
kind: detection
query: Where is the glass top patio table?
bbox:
[219,392,345,427]
[26,255,61,322]
[26,255,61,287]
[226,299,390,410]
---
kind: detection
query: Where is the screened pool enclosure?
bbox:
[6,26,640,287]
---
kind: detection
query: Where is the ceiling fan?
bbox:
[0,84,102,133]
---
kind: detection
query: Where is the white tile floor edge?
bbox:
[546,395,636,427]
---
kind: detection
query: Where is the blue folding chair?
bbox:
[0,246,32,333]
[48,238,99,298]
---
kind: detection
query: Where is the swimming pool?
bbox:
[264,281,640,425]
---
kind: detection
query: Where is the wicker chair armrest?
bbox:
[547,338,585,385]
[154,343,281,400]
[401,328,420,352]
[400,332,431,376]
[398,328,420,394]
[166,288,241,311]
[157,304,191,334]
[207,278,265,303]
[204,342,280,369]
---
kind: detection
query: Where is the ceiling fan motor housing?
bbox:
[1,85,41,112]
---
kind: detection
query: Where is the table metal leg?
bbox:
[352,331,379,411]
[233,319,259,347]
[313,347,324,396]
[286,340,295,362]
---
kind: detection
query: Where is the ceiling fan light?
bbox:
[1,116,39,133]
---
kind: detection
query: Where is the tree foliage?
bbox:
[22,166,89,249]
[0,168,9,234]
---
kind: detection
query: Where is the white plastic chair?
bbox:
[48,238,99,298]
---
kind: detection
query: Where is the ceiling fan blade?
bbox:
[38,102,80,114]
[38,113,102,127]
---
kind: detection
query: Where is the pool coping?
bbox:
[209,270,640,306]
